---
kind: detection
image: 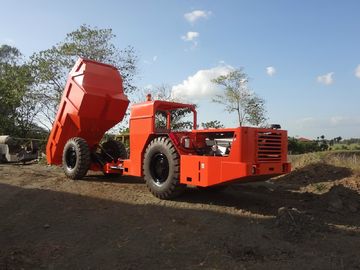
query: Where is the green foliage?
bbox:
[212,68,267,127]
[16,95,46,138]
[245,95,267,126]
[201,120,224,129]
[0,45,35,137]
[0,44,21,64]
[290,135,360,154]
[30,24,138,129]
[332,143,360,151]
[60,25,138,94]
[340,138,360,145]
[288,137,322,154]
[312,183,327,193]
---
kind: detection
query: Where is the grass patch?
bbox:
[289,151,360,174]
[332,143,360,151]
[311,182,328,193]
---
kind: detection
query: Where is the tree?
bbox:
[288,137,322,154]
[0,45,34,136]
[212,68,267,127]
[245,95,267,126]
[201,120,224,129]
[30,24,138,130]
[334,136,342,143]
[0,44,21,64]
[16,89,43,138]
[315,135,329,151]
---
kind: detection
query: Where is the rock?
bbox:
[43,224,50,229]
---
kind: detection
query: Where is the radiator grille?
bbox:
[257,131,282,162]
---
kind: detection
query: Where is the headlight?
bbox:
[183,137,190,148]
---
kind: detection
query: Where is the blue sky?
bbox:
[1,0,360,138]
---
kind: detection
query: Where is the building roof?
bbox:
[298,137,312,142]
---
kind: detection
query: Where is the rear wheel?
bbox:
[100,140,127,162]
[143,137,185,199]
[100,140,127,177]
[62,137,90,179]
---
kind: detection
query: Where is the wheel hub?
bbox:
[150,152,169,185]
[65,147,77,169]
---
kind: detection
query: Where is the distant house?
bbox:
[297,137,312,143]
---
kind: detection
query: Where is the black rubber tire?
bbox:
[101,140,127,162]
[143,137,185,199]
[62,137,91,179]
[100,140,127,177]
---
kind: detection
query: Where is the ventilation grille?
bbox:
[257,131,282,162]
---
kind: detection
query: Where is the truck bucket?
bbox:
[46,58,129,165]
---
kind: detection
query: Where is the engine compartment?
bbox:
[171,131,235,157]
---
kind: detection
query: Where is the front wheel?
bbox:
[143,137,185,199]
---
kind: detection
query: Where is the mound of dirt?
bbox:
[273,163,352,189]
[321,185,360,213]
[335,176,360,193]
[275,207,328,241]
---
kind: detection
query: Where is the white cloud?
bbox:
[181,31,199,41]
[181,32,200,49]
[266,66,276,76]
[317,72,334,85]
[184,10,211,23]
[171,65,234,99]
[152,55,158,62]
[355,64,360,79]
[330,116,344,126]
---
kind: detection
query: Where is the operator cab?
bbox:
[134,97,234,157]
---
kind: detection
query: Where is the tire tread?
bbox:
[62,137,90,179]
[143,137,185,199]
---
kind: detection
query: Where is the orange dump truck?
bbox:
[47,58,291,199]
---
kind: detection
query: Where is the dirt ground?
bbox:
[0,162,360,270]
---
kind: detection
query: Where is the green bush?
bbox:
[288,137,321,154]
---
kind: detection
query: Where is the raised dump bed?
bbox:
[46,58,129,165]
